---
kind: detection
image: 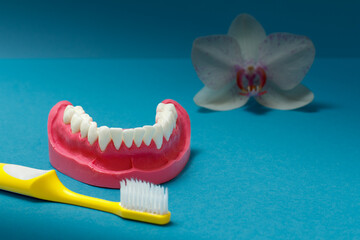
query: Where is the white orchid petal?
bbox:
[255,83,314,110]
[228,14,266,62]
[191,35,243,90]
[194,83,249,111]
[259,33,315,90]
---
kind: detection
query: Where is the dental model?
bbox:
[48,99,191,188]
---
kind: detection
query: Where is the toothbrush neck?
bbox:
[59,188,120,215]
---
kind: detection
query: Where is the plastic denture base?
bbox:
[47,99,191,188]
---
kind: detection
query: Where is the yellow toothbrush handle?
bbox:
[0,163,119,213]
[0,163,50,197]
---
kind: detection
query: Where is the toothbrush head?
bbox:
[119,179,170,225]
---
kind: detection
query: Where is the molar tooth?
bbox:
[143,125,155,146]
[164,111,176,127]
[98,126,111,151]
[156,103,166,112]
[63,105,75,124]
[168,112,176,129]
[71,113,83,133]
[164,104,177,119]
[153,123,163,149]
[74,106,85,115]
[134,127,145,147]
[155,111,168,123]
[123,129,134,148]
[88,122,98,145]
[155,112,163,123]
[156,111,176,132]
[156,103,178,122]
[110,128,123,150]
[80,113,92,121]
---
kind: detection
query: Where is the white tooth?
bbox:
[110,128,123,150]
[80,119,91,138]
[79,114,93,137]
[157,111,176,135]
[88,122,98,145]
[164,103,177,118]
[143,125,155,146]
[156,103,177,127]
[123,129,134,148]
[168,112,177,129]
[98,126,111,151]
[159,118,172,141]
[155,111,168,122]
[71,113,83,133]
[80,113,92,121]
[63,105,75,124]
[156,103,166,112]
[163,111,175,129]
[74,106,85,115]
[134,127,145,147]
[155,111,163,123]
[153,123,163,149]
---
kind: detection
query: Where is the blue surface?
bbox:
[0,0,359,58]
[0,58,359,239]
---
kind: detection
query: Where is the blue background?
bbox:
[0,0,359,58]
[0,1,359,239]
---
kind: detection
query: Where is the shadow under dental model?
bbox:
[166,147,200,184]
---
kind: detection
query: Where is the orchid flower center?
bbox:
[236,66,267,97]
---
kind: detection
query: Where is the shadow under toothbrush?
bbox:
[0,190,43,203]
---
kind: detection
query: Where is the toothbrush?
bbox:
[0,163,170,225]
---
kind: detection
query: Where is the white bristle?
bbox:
[120,179,169,215]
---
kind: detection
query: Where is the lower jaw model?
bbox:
[47,99,191,188]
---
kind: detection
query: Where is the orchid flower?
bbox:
[191,14,315,111]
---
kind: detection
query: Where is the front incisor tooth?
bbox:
[153,123,163,149]
[71,113,83,133]
[88,122,98,145]
[63,105,75,124]
[98,126,111,151]
[110,128,123,150]
[134,128,145,147]
[143,125,155,146]
[123,129,135,148]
